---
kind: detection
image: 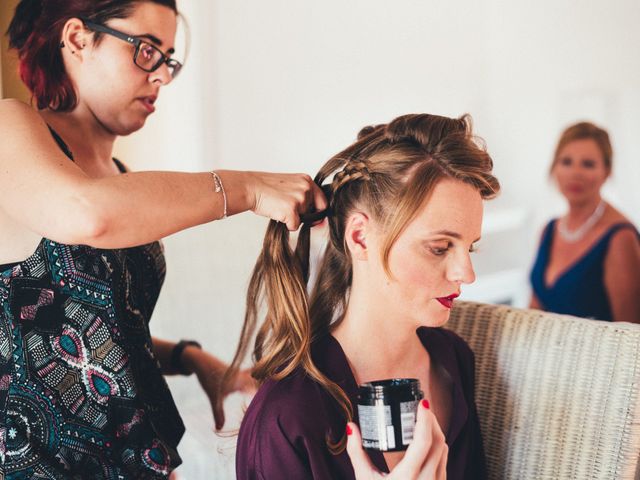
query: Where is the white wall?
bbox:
[113,2,640,477]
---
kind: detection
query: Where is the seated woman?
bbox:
[226,113,500,479]
[530,122,640,322]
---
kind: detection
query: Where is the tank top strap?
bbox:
[539,219,557,252]
[597,222,640,248]
[112,158,128,173]
[568,222,640,267]
[47,125,74,160]
[47,125,127,174]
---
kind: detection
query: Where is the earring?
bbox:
[59,41,65,48]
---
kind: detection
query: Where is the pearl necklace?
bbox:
[557,200,606,243]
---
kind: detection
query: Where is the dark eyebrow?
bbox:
[136,33,175,55]
[430,230,481,243]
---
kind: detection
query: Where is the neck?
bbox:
[566,196,603,228]
[332,287,428,385]
[40,107,116,169]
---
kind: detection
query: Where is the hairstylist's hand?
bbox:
[182,347,257,430]
[248,172,327,231]
[346,400,448,480]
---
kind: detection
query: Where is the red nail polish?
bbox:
[422,399,430,409]
[346,424,353,436]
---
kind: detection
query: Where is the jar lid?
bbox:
[358,378,422,400]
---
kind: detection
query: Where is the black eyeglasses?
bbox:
[81,18,183,79]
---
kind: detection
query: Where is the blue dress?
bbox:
[530,219,640,321]
[0,128,184,478]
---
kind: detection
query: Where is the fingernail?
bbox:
[346,424,353,436]
[421,399,430,409]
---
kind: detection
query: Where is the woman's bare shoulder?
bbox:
[0,100,68,168]
[0,98,35,115]
[0,99,48,135]
[604,203,633,226]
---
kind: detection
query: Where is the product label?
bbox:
[358,404,394,450]
[400,400,420,445]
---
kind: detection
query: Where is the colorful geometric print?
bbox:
[0,238,184,479]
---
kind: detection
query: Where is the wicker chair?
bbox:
[447,301,640,480]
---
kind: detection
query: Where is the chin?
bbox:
[562,190,596,205]
[117,119,148,136]
[432,314,451,328]
[417,305,451,328]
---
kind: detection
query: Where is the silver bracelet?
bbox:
[210,171,227,219]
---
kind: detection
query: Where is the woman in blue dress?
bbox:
[0,0,325,477]
[530,122,640,322]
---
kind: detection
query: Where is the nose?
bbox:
[447,251,476,285]
[149,62,173,86]
[563,160,585,178]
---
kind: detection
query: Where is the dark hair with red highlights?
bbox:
[6,0,178,111]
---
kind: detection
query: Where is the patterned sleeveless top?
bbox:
[0,129,184,479]
[530,220,640,321]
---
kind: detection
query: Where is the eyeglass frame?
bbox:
[79,18,183,79]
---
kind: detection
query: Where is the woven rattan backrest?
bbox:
[448,301,640,479]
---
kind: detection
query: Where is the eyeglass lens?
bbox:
[135,41,180,78]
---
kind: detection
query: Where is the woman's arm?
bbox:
[529,294,542,310]
[604,228,640,323]
[152,337,254,429]
[152,337,186,375]
[529,225,548,311]
[0,100,325,248]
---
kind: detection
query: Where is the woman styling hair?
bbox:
[0,0,325,478]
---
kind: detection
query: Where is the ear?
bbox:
[60,18,91,58]
[344,212,370,261]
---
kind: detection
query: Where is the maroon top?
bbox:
[236,327,487,480]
